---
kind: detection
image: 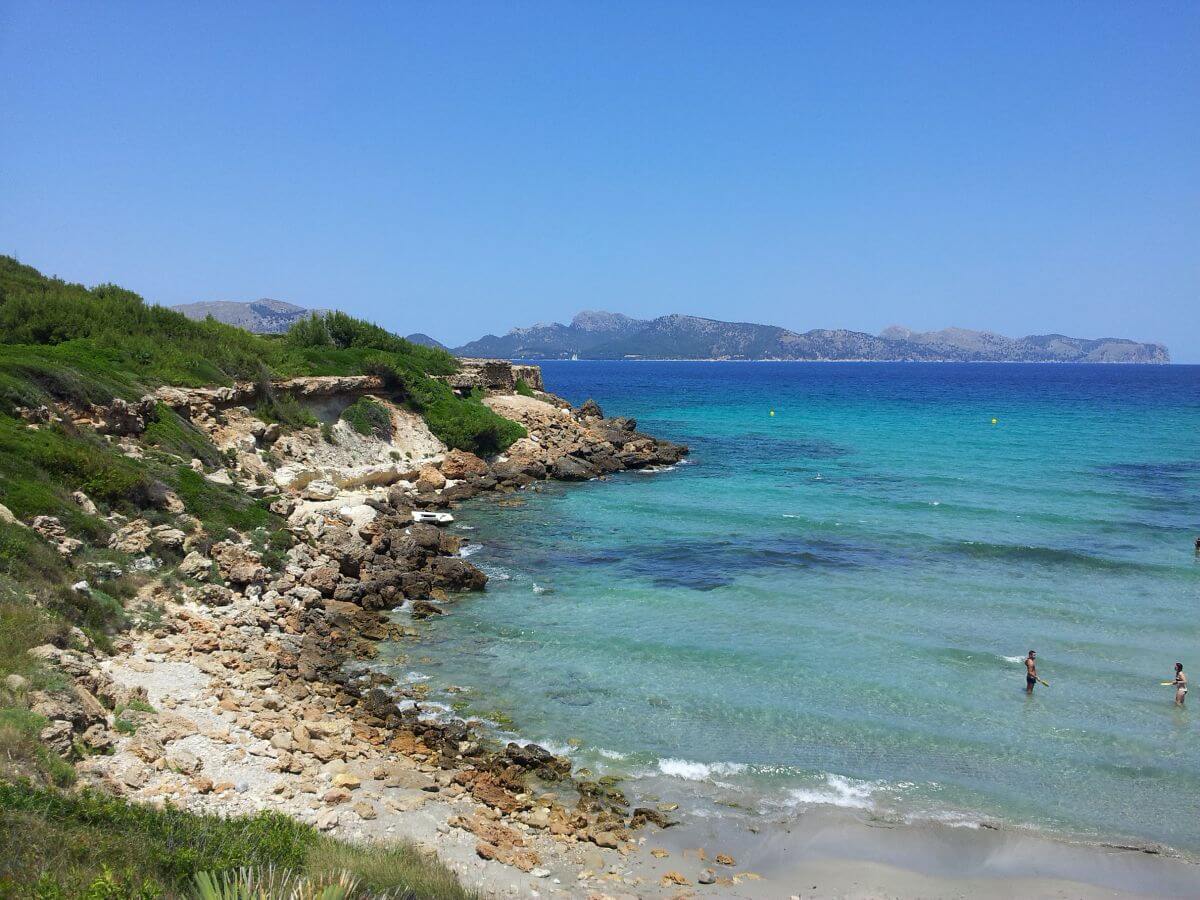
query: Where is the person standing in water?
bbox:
[1025,650,1038,694]
[1170,663,1187,706]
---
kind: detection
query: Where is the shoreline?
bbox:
[23,369,1199,897]
[392,485,1200,898]
[507,358,1180,365]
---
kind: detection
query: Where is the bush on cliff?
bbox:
[363,358,526,456]
[340,396,393,439]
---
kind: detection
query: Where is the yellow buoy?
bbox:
[991,418,998,425]
[769,410,775,417]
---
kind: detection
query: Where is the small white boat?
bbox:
[412,510,454,525]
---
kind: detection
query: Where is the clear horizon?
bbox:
[2,3,1197,360]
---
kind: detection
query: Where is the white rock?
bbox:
[301,480,339,501]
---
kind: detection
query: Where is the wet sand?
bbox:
[623,804,1200,898]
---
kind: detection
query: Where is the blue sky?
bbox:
[2,2,1197,358]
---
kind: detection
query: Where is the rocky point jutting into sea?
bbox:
[8,359,730,895]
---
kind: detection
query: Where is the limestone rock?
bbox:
[150,525,187,549]
[210,541,267,585]
[178,551,213,580]
[414,465,446,493]
[109,519,152,554]
[439,449,489,480]
[579,398,604,419]
[301,480,339,501]
[551,455,596,481]
[31,516,83,556]
[426,556,487,592]
[352,800,377,820]
[39,720,74,757]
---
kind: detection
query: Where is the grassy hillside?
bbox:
[0,255,522,452]
[0,256,507,897]
[0,781,474,898]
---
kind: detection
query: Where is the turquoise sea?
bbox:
[388,362,1200,854]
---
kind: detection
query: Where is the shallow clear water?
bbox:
[390,362,1200,853]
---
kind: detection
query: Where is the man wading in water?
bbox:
[1025,650,1039,694]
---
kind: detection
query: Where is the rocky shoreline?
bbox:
[11,364,753,896]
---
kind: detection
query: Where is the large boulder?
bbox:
[578,398,604,419]
[439,450,489,480]
[492,458,546,481]
[177,551,213,580]
[301,480,339,501]
[550,455,596,482]
[210,541,267,585]
[109,519,153,554]
[414,466,447,493]
[406,523,443,552]
[426,557,488,592]
[301,564,342,597]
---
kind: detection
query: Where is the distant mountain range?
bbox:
[173,299,325,334]
[172,299,447,349]
[172,301,1167,363]
[454,311,1169,363]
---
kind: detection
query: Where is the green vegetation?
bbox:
[0,256,524,458]
[173,467,271,536]
[339,397,392,439]
[0,258,487,897]
[364,360,525,456]
[514,377,535,398]
[0,413,149,531]
[143,403,224,469]
[0,782,474,899]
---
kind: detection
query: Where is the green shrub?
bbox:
[514,377,535,397]
[142,403,223,467]
[284,312,457,376]
[340,397,392,439]
[362,359,524,456]
[172,467,272,535]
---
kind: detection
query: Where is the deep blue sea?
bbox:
[388,362,1200,854]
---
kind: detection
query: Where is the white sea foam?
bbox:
[458,543,481,557]
[479,564,511,581]
[596,747,628,760]
[657,758,748,781]
[454,524,476,531]
[782,514,801,518]
[1002,655,1025,664]
[908,809,982,829]
[512,737,574,756]
[784,774,876,810]
[532,582,551,595]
